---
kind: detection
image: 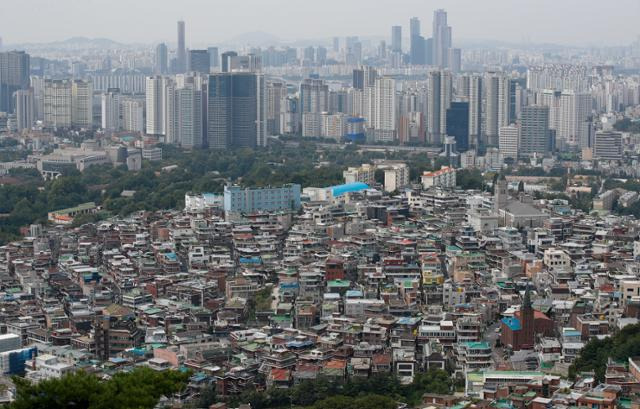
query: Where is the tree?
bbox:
[569,323,640,382]
[7,367,189,409]
[517,180,525,193]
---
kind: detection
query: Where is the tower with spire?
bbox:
[521,284,535,348]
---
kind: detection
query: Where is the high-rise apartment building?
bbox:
[485,73,511,146]
[122,98,144,133]
[373,77,396,141]
[427,70,451,145]
[145,76,168,136]
[71,80,93,128]
[44,79,72,128]
[15,89,34,132]
[101,88,121,131]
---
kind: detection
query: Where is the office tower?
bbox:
[14,89,34,132]
[391,26,402,52]
[593,131,622,160]
[303,47,315,64]
[427,70,451,145]
[44,79,72,128]
[346,41,362,66]
[101,88,121,131]
[227,54,261,72]
[154,43,168,74]
[207,72,266,149]
[410,35,426,65]
[145,76,168,136]
[221,51,238,73]
[122,98,144,133]
[208,47,219,71]
[377,41,387,59]
[499,124,519,160]
[448,48,461,73]
[167,80,204,148]
[409,17,425,65]
[176,21,186,73]
[188,50,210,74]
[0,51,30,113]
[485,73,510,146]
[300,78,329,114]
[446,101,469,152]
[332,37,340,53]
[520,105,550,157]
[373,77,396,141]
[316,47,327,66]
[71,80,93,128]
[432,9,452,68]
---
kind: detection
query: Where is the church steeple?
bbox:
[523,283,532,310]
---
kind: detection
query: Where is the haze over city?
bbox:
[3,2,640,409]
[1,0,639,46]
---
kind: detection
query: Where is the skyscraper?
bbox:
[391,26,402,53]
[176,21,186,73]
[207,72,266,149]
[208,47,220,71]
[221,51,238,73]
[188,50,211,74]
[427,70,451,145]
[154,43,168,74]
[14,89,34,132]
[432,9,452,68]
[446,101,469,152]
[409,17,425,65]
[485,73,511,146]
[520,105,550,157]
[0,51,30,113]
[146,76,168,136]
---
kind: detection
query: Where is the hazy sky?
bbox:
[1,0,639,46]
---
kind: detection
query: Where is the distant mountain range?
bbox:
[3,34,620,52]
[5,37,135,51]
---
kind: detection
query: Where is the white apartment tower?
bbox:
[374,76,396,140]
[71,80,93,128]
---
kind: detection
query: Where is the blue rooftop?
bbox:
[502,317,522,331]
[331,182,369,197]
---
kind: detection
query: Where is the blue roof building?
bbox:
[330,182,369,197]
